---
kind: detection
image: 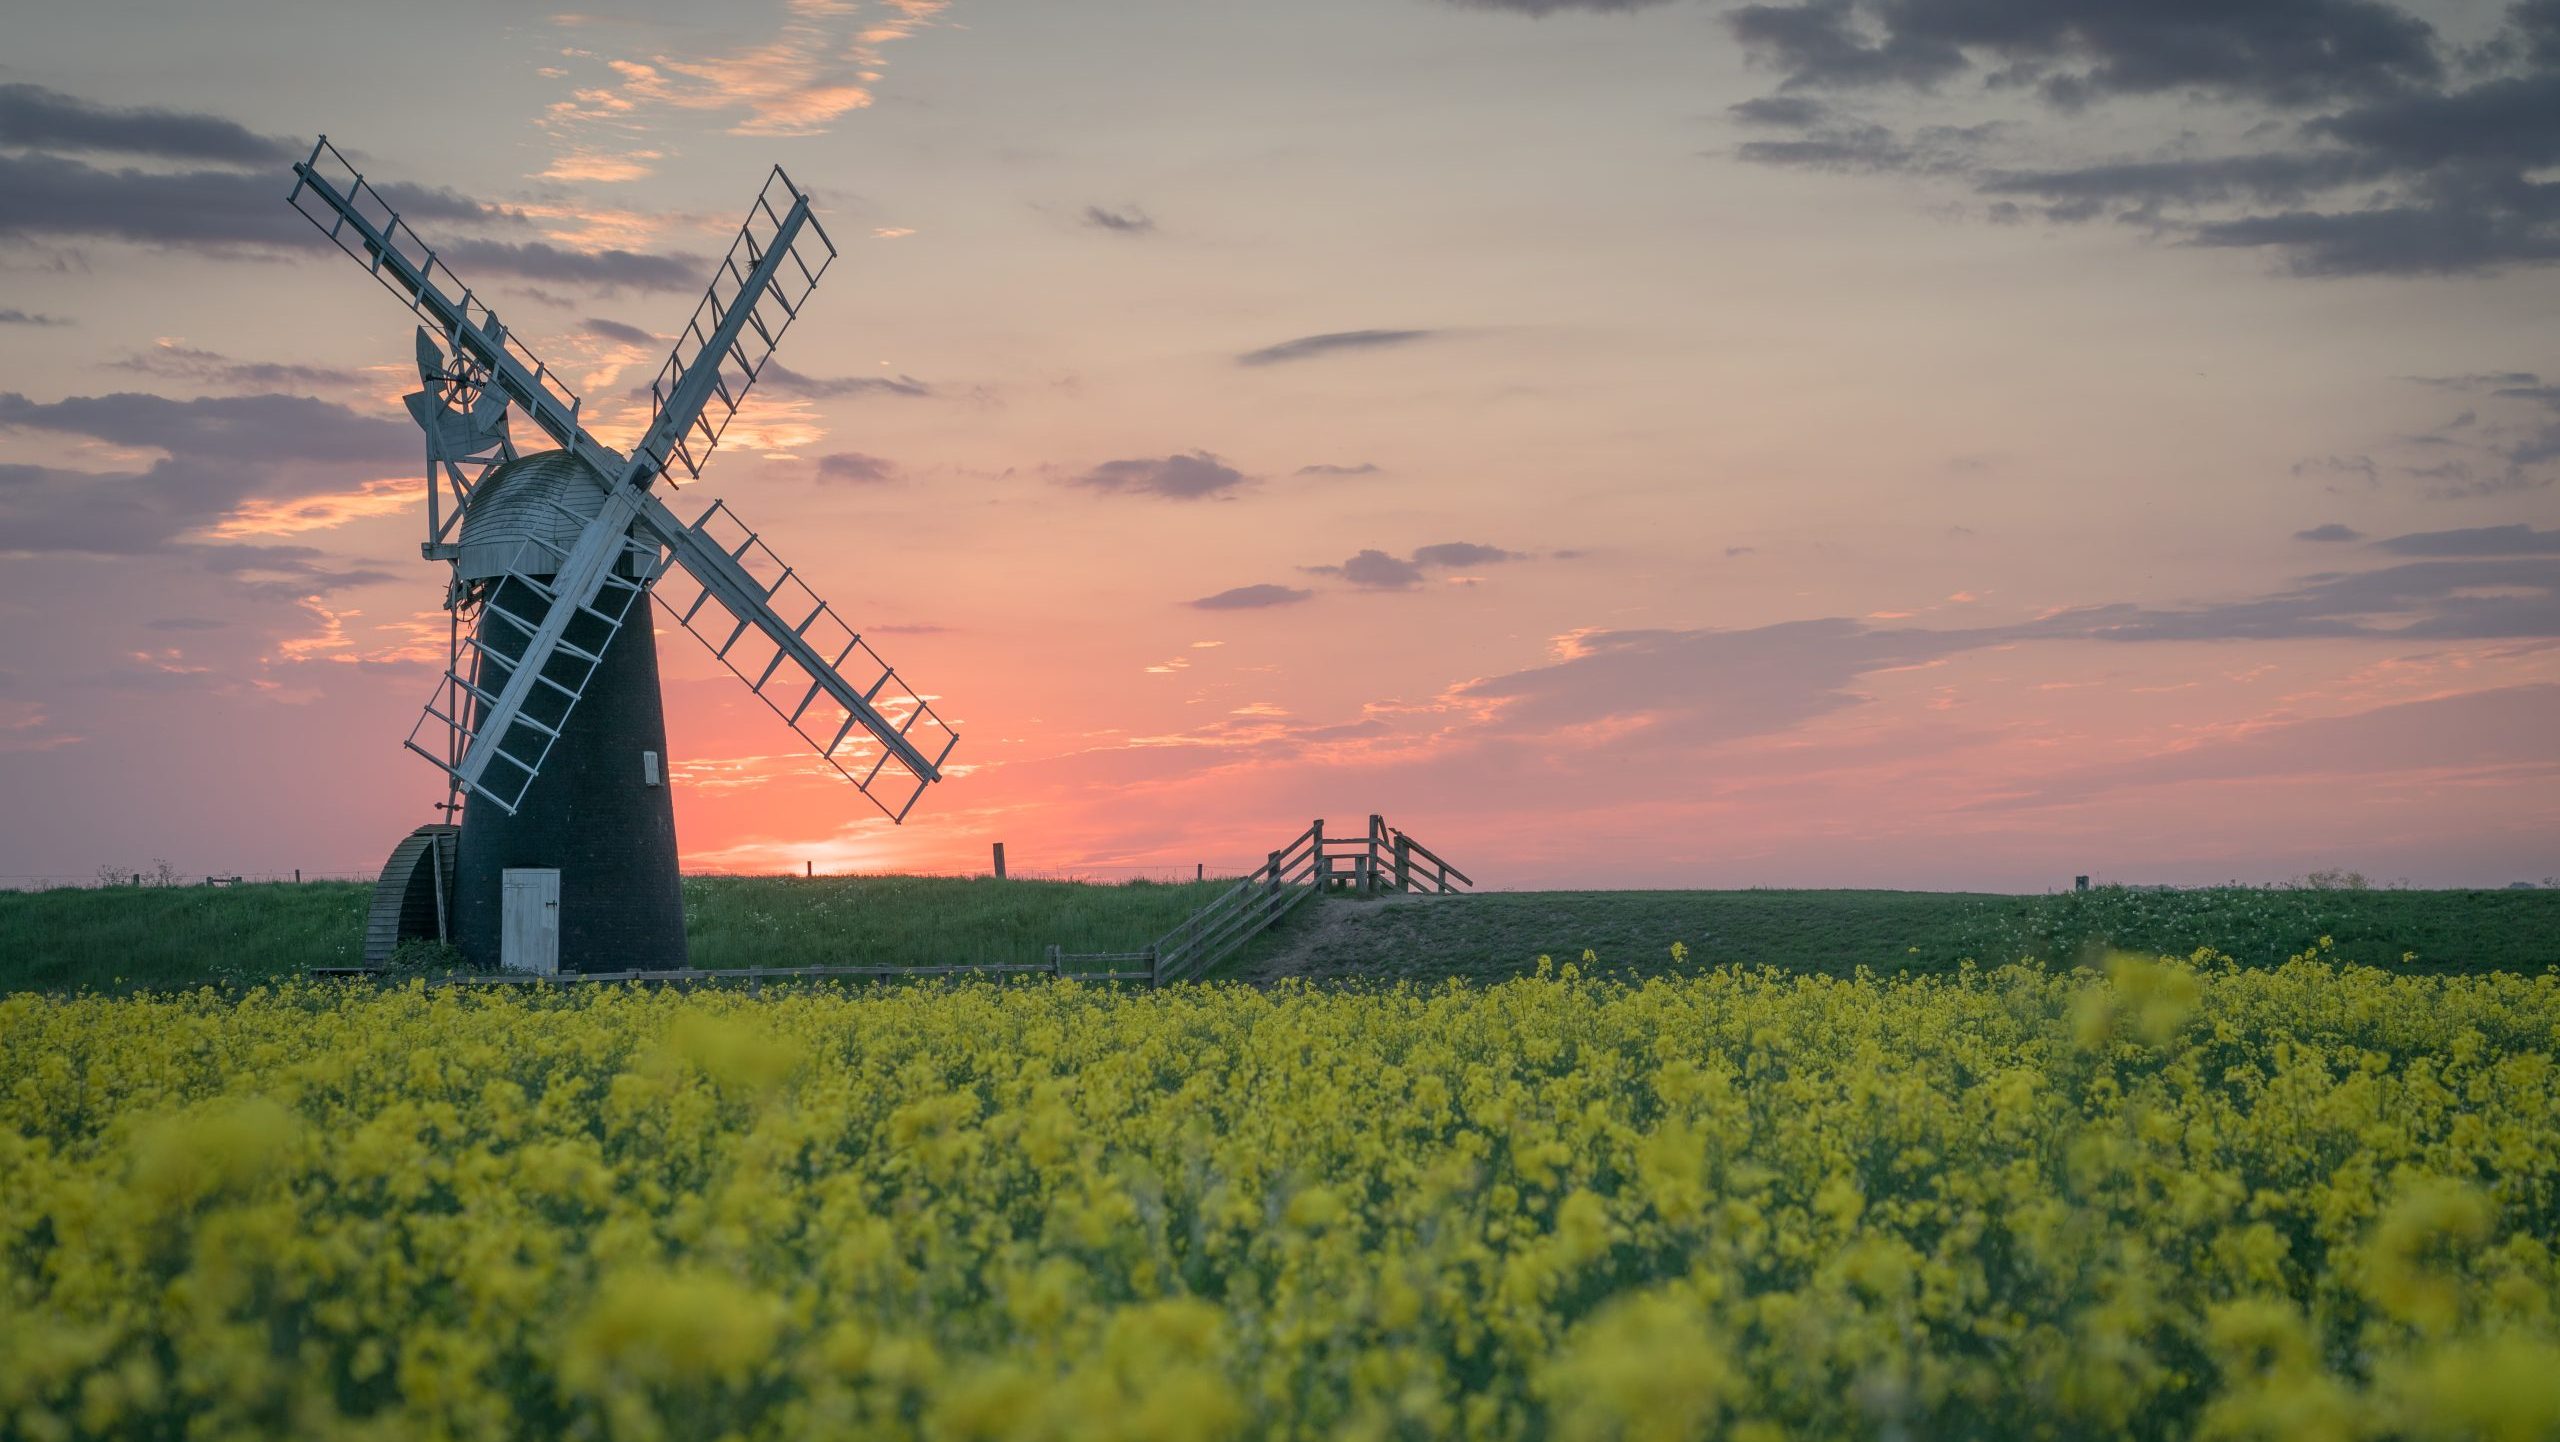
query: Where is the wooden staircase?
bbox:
[1057,815,1472,986]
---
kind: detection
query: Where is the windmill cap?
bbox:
[455,450,644,583]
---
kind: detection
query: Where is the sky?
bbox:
[1,0,2556,891]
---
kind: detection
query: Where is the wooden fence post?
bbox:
[993,842,1007,880]
[1267,850,1281,899]
[1310,819,1324,891]
[1394,835,1411,893]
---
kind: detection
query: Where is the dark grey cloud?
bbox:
[0,151,494,253]
[0,308,68,326]
[815,451,897,484]
[1456,554,2560,754]
[1083,205,1154,234]
[1461,617,1962,747]
[2026,556,2560,641]
[1237,329,1438,367]
[1443,0,1673,12]
[1325,549,1427,589]
[1189,583,1313,610]
[1307,540,1529,588]
[586,317,660,347]
[0,83,299,166]
[0,146,699,293]
[1720,0,2560,277]
[1411,541,1524,567]
[1734,119,1989,174]
[2374,523,2560,555]
[2295,523,2364,541]
[1729,95,1833,127]
[1072,451,1248,499]
[1296,461,1381,476]
[761,363,933,399]
[437,239,704,293]
[189,542,400,600]
[1727,0,2440,108]
[2319,373,2560,496]
[0,391,414,559]
[109,344,361,392]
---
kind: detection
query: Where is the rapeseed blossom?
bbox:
[3,952,2558,1438]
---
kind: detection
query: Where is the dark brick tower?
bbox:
[448,451,685,971]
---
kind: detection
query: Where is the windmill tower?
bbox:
[288,138,959,973]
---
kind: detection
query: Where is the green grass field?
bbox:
[2,876,2551,994]
[0,876,1231,993]
[1225,884,2560,983]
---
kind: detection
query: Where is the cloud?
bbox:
[586,317,660,347]
[436,238,704,293]
[0,390,414,560]
[1454,554,2560,754]
[1459,617,1963,747]
[109,341,361,392]
[1083,205,1154,233]
[2312,374,2560,496]
[761,363,934,399]
[1296,461,1381,476]
[1072,451,1248,499]
[0,308,68,326]
[532,1,948,181]
[1237,329,1439,366]
[2374,523,2560,555]
[1188,584,1314,610]
[0,149,710,293]
[1307,540,1528,588]
[1718,1,2560,278]
[1315,549,1427,589]
[1411,541,1524,567]
[2295,523,2365,541]
[815,451,898,483]
[1726,0,2440,108]
[1441,0,1675,13]
[0,82,299,165]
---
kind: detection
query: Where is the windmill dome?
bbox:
[455,449,643,583]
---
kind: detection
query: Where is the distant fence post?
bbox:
[1195,862,1203,882]
[293,869,301,884]
[805,860,812,878]
[994,842,1007,880]
[2075,875,2089,891]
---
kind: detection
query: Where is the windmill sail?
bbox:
[289,136,958,821]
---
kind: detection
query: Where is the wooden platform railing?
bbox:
[1059,814,1472,986]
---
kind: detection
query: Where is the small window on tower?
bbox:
[642,750,662,786]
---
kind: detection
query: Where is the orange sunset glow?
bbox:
[2,0,2556,889]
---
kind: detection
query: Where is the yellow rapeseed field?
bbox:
[5,949,2559,1440]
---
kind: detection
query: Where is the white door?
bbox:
[501,868,560,975]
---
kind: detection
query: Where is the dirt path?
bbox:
[1233,893,1451,982]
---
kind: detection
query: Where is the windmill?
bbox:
[288,137,959,973]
